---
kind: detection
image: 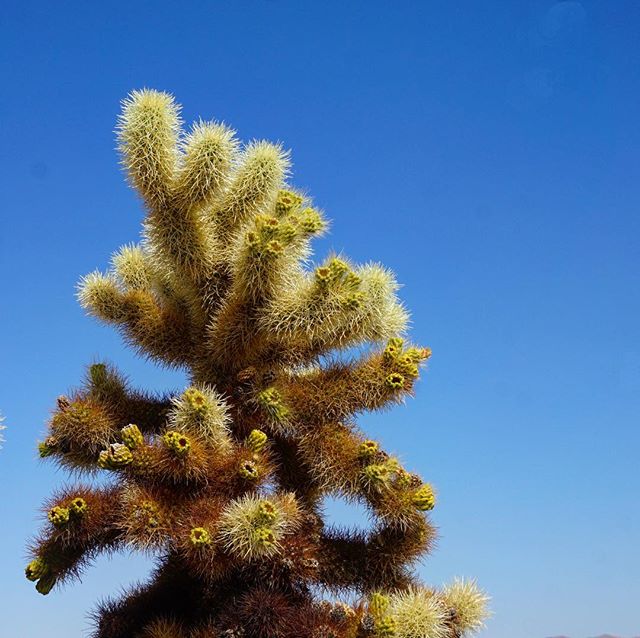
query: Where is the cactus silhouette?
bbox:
[27,90,489,638]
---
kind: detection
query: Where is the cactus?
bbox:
[26,90,489,638]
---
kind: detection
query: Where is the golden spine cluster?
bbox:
[27,90,489,638]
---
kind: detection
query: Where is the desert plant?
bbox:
[26,90,489,638]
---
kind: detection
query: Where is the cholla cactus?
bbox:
[26,90,489,638]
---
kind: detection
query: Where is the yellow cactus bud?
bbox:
[263,215,280,229]
[98,443,134,469]
[163,430,191,456]
[252,526,276,550]
[358,440,379,458]
[256,500,278,524]
[394,468,413,488]
[275,189,303,215]
[383,337,404,361]
[385,372,405,390]
[328,258,349,279]
[362,463,391,486]
[256,216,280,243]
[247,429,268,452]
[184,388,208,413]
[69,497,88,517]
[238,459,259,480]
[375,616,397,636]
[121,423,144,449]
[265,239,284,257]
[246,231,260,250]
[395,354,420,378]
[412,484,436,511]
[189,527,211,547]
[369,592,391,619]
[25,557,48,582]
[48,505,70,528]
[298,207,324,234]
[403,347,429,363]
[278,223,297,244]
[315,265,332,284]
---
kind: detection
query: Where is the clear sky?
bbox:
[1,2,638,637]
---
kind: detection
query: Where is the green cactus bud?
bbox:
[246,429,267,452]
[328,258,349,280]
[89,363,108,387]
[121,423,144,449]
[298,207,324,233]
[278,222,297,244]
[403,347,430,363]
[163,430,191,456]
[246,230,260,250]
[344,291,365,310]
[265,239,284,257]
[315,265,332,285]
[98,443,134,469]
[375,616,397,636]
[69,497,88,517]
[256,500,278,524]
[358,440,379,458]
[252,526,276,550]
[385,372,405,390]
[38,437,57,458]
[184,388,208,413]
[362,464,391,484]
[257,387,289,422]
[395,354,419,378]
[412,484,436,511]
[393,468,413,488]
[258,387,280,406]
[238,459,259,481]
[275,189,303,215]
[259,215,280,240]
[25,557,48,582]
[48,505,70,528]
[189,527,211,546]
[35,574,57,595]
[369,592,391,619]
[383,337,404,361]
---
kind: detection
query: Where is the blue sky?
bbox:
[1,1,639,637]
